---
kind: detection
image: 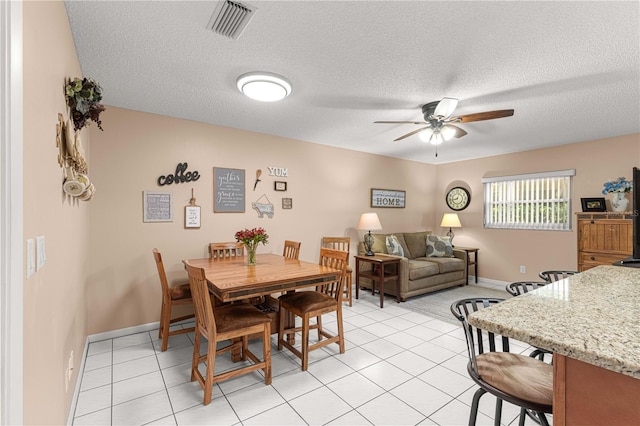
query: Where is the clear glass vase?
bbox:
[246,245,257,265]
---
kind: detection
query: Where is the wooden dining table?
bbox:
[183,253,341,303]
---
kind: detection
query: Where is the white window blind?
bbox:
[482,170,575,230]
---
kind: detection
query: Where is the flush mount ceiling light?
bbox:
[236,72,292,102]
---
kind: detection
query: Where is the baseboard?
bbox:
[469,276,509,291]
[67,320,162,425]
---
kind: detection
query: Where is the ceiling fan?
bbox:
[374,97,514,146]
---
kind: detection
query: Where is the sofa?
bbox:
[357,231,467,301]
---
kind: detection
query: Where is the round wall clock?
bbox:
[446,186,471,211]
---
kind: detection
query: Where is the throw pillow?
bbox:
[386,235,405,257]
[426,235,453,257]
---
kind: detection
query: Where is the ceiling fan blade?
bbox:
[433,97,458,119]
[393,126,430,141]
[374,120,428,125]
[446,124,468,138]
[452,109,515,123]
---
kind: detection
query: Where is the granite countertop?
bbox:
[468,265,640,379]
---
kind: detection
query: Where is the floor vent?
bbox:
[206,0,256,40]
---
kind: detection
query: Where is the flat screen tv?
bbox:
[614,166,640,267]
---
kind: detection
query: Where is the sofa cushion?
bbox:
[402,231,431,259]
[423,256,464,274]
[426,235,453,257]
[408,259,440,280]
[386,235,405,256]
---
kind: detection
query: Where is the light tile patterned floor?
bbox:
[72,291,550,426]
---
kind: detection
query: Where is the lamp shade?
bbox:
[358,213,382,231]
[441,213,462,228]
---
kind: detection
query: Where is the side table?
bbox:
[354,254,400,308]
[455,246,479,284]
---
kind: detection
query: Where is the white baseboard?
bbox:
[468,276,509,291]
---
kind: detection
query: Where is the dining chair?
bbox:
[277,247,349,371]
[320,236,353,306]
[183,260,272,405]
[538,270,578,282]
[209,242,244,260]
[152,249,195,352]
[282,240,301,259]
[451,298,553,426]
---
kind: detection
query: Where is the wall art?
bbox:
[144,191,173,222]
[371,188,406,208]
[213,167,245,212]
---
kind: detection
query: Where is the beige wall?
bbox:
[87,106,437,334]
[436,134,640,281]
[20,2,640,423]
[23,1,89,424]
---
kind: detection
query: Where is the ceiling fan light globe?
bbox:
[441,125,456,141]
[430,134,444,145]
[419,128,433,143]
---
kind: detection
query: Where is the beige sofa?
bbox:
[357,231,467,301]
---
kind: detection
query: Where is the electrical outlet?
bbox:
[520,265,526,273]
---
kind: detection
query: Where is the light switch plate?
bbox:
[36,235,46,270]
[26,239,35,277]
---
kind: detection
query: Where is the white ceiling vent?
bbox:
[207,0,257,40]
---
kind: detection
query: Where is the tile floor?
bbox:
[72,290,550,426]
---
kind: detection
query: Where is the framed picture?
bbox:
[143,191,173,222]
[581,197,606,212]
[274,181,287,191]
[213,167,245,213]
[184,205,201,228]
[282,197,292,209]
[371,188,406,208]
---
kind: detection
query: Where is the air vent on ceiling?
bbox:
[206,0,257,40]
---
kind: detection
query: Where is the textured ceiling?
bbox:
[65,1,640,164]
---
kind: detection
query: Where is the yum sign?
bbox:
[267,166,288,177]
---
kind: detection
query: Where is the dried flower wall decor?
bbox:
[65,77,106,131]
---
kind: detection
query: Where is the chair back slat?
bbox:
[321,237,351,254]
[318,247,349,302]
[538,270,577,283]
[282,240,301,259]
[506,281,549,296]
[183,261,216,340]
[209,242,245,260]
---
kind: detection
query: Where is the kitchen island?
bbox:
[469,265,640,426]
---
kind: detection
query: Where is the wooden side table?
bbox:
[455,247,479,284]
[354,254,400,308]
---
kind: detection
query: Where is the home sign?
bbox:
[157,162,200,186]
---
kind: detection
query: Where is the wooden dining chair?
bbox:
[282,240,301,259]
[152,248,195,352]
[451,298,553,426]
[183,260,272,405]
[321,237,353,306]
[278,247,349,371]
[209,242,244,260]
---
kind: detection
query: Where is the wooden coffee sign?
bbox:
[158,162,200,186]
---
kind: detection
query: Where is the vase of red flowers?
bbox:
[234,227,269,265]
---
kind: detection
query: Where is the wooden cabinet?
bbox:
[576,212,632,271]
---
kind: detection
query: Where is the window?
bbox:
[482,170,575,230]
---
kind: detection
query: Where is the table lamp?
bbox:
[358,213,382,256]
[441,213,462,246]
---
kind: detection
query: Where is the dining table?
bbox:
[183,253,343,360]
[183,253,341,302]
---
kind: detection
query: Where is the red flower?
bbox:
[235,227,269,249]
